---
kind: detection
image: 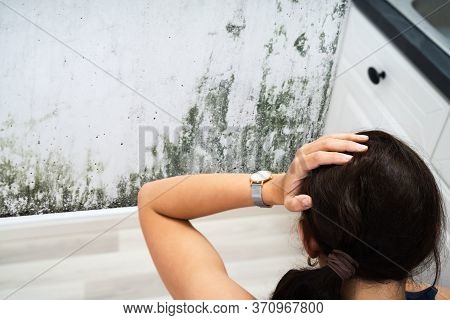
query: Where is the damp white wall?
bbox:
[0,0,348,215]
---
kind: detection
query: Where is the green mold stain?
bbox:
[110,172,142,208]
[317,59,334,124]
[225,22,246,39]
[159,73,236,175]
[0,151,107,217]
[0,118,157,216]
[293,32,308,57]
[265,23,289,57]
[275,25,287,39]
[151,145,157,157]
[205,76,234,133]
[204,75,235,166]
[276,0,282,12]
[0,143,161,216]
[162,103,202,176]
[333,0,348,19]
[253,80,296,171]
[329,30,340,54]
[264,39,274,57]
[319,32,327,53]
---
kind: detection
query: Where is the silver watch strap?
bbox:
[251,184,270,208]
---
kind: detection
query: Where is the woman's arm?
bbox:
[138,133,369,299]
[138,174,281,300]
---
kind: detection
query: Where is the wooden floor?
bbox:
[2,205,450,299]
[0,206,306,300]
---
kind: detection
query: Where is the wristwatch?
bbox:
[250,170,273,208]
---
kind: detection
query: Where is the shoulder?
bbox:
[406,280,450,300]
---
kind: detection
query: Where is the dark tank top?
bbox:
[405,286,438,300]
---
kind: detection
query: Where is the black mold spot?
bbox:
[317,60,334,123]
[265,39,274,57]
[277,1,282,12]
[225,22,246,39]
[275,25,287,38]
[333,0,348,18]
[293,32,308,57]
[319,32,327,53]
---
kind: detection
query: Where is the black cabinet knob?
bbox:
[368,67,386,84]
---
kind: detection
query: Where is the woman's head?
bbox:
[272,130,445,299]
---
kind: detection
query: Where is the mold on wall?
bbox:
[0,0,348,216]
[225,8,246,39]
[293,33,309,57]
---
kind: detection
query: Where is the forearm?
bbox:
[138,173,286,220]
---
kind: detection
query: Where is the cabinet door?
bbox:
[325,6,449,158]
[324,69,413,150]
[324,35,408,141]
[324,72,376,134]
[432,119,450,188]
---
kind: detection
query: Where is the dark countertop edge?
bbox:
[353,0,450,100]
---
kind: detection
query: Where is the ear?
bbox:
[298,220,321,258]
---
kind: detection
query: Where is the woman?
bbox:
[138,130,448,299]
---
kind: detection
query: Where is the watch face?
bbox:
[251,170,272,183]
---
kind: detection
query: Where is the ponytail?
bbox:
[271,266,342,300]
[272,250,358,299]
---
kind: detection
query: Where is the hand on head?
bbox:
[283,133,369,212]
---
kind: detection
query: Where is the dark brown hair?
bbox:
[272,130,445,299]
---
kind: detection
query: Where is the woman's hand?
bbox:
[282,133,369,212]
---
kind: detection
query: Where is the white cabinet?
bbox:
[432,119,450,188]
[324,5,449,160]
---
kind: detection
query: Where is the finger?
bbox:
[304,151,353,171]
[285,194,312,212]
[318,132,369,142]
[299,137,367,155]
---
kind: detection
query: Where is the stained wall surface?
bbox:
[0,0,349,216]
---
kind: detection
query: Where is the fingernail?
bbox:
[302,198,311,209]
[342,154,353,160]
[357,134,369,140]
[357,144,368,150]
